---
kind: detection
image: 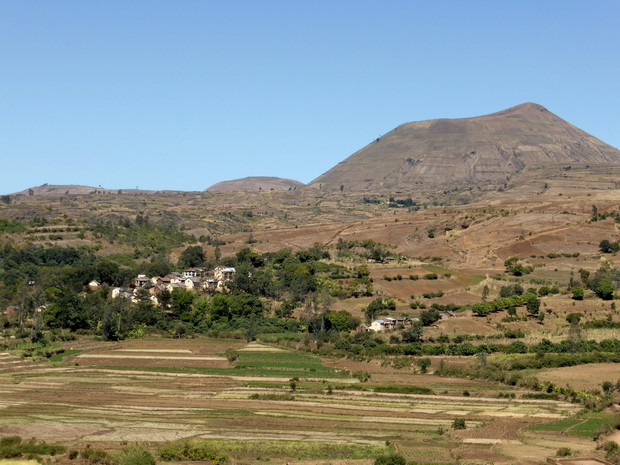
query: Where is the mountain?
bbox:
[305,103,620,192]
[205,176,304,192]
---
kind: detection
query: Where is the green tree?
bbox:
[600,240,612,253]
[178,245,205,268]
[365,298,386,323]
[417,357,431,373]
[595,277,614,300]
[602,381,615,395]
[401,324,423,343]
[326,310,360,332]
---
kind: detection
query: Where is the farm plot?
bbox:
[0,337,600,464]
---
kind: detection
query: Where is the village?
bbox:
[89,266,237,306]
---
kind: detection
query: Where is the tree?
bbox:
[568,318,582,354]
[481,284,489,302]
[401,324,423,343]
[504,257,530,276]
[326,310,359,332]
[357,264,370,278]
[600,240,612,253]
[365,298,386,323]
[595,277,614,300]
[602,381,615,395]
[178,245,205,268]
[523,292,540,315]
[16,282,45,341]
[572,287,584,300]
[420,309,440,326]
[417,357,431,373]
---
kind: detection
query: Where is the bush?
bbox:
[116,444,156,465]
[374,453,406,465]
[598,441,620,458]
[158,440,228,464]
[80,447,113,465]
[352,370,371,382]
[452,418,466,430]
[0,437,22,447]
[556,447,572,457]
[0,436,66,460]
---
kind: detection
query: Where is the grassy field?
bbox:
[526,414,613,438]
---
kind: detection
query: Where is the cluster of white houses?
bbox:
[363,311,455,332]
[89,267,236,306]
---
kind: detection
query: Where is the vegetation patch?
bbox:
[158,438,390,463]
[0,437,65,460]
[49,349,82,361]
[373,385,435,395]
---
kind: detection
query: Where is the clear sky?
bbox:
[1,1,619,194]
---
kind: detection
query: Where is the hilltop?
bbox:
[205,176,304,192]
[306,102,620,192]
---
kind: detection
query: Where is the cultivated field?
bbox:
[0,337,614,465]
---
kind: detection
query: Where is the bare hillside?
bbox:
[306,103,620,192]
[205,176,304,192]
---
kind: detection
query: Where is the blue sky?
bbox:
[1,1,619,194]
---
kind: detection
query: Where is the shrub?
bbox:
[0,437,22,447]
[452,418,466,430]
[598,441,620,458]
[158,440,228,464]
[374,453,406,465]
[81,447,113,465]
[352,370,371,382]
[556,447,572,457]
[116,444,156,465]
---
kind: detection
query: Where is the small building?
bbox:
[182,268,204,278]
[133,275,150,288]
[4,306,18,316]
[183,277,202,290]
[88,280,100,291]
[214,267,236,282]
[112,287,133,299]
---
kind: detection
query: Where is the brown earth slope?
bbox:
[306,102,620,192]
[205,176,304,192]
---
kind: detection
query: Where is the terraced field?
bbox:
[0,338,603,465]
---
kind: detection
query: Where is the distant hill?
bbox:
[306,103,620,192]
[9,185,175,196]
[11,184,107,196]
[205,176,304,192]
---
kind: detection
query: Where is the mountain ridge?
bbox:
[305,102,620,192]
